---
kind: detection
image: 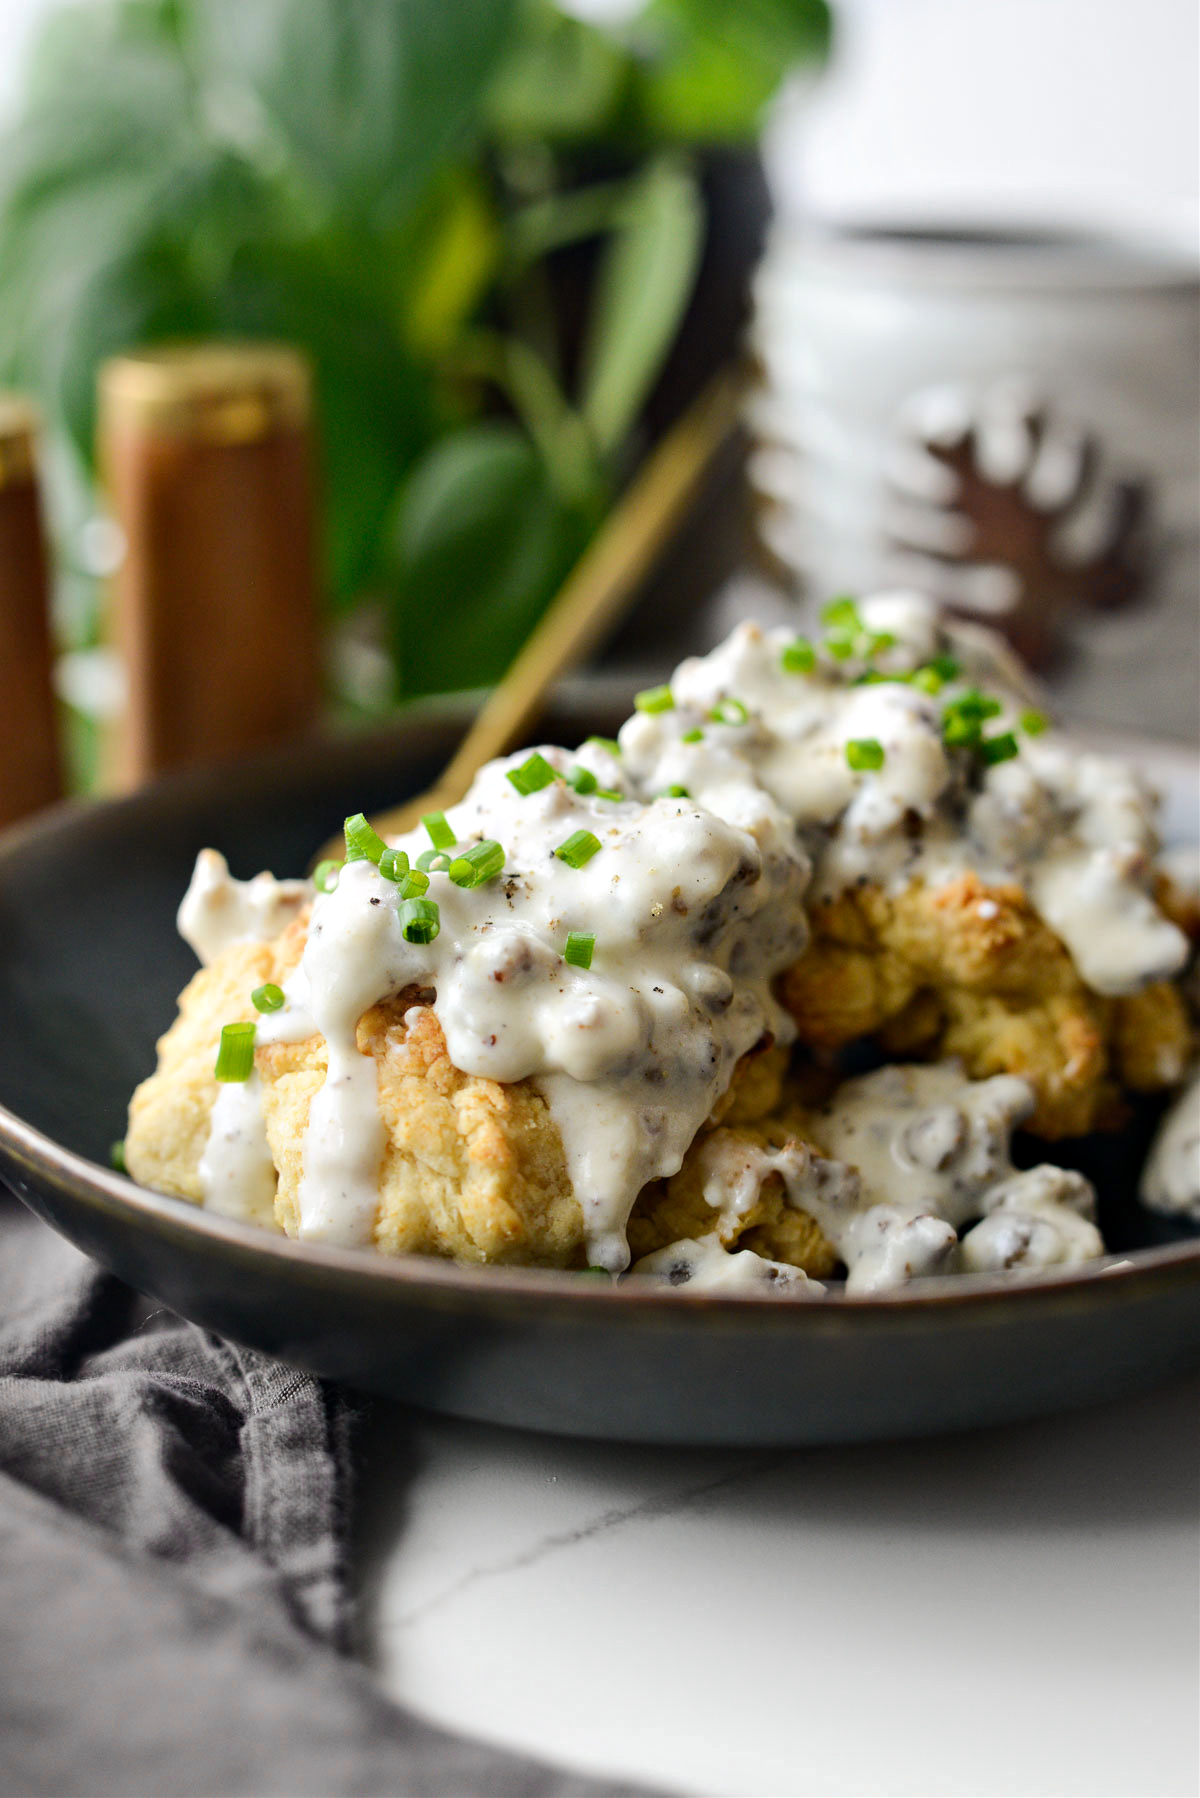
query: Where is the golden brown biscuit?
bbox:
[628,1111,838,1278]
[1107,981,1193,1095]
[126,921,789,1268]
[779,872,1188,1139]
[258,998,584,1266]
[126,922,304,1208]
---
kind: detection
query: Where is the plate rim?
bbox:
[2,1097,1196,1324]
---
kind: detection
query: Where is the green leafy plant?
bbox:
[0,0,830,717]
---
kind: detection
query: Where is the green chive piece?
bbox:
[781,637,816,674]
[563,931,595,969]
[555,829,601,868]
[942,711,982,748]
[397,897,440,944]
[911,665,945,694]
[416,848,451,873]
[507,751,557,796]
[215,1021,256,1083]
[846,738,886,772]
[866,630,896,656]
[978,731,1020,766]
[566,765,597,795]
[422,811,456,849]
[821,595,861,631]
[953,688,1003,721]
[344,812,386,865]
[578,1267,611,1280]
[378,847,410,883]
[448,839,505,888]
[660,784,690,798]
[681,727,704,744]
[942,688,1002,748]
[313,859,343,894]
[710,696,749,726]
[584,736,621,757]
[929,655,961,682]
[825,632,856,660]
[110,1140,127,1174]
[399,868,429,899]
[594,787,624,802]
[1020,709,1048,736]
[252,983,285,1014]
[635,684,674,714]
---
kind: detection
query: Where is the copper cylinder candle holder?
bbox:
[98,343,322,788]
[0,395,63,828]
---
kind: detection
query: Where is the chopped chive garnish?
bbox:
[448,839,505,888]
[399,868,429,898]
[555,829,601,868]
[378,848,410,883]
[563,931,595,969]
[344,812,386,865]
[215,1020,256,1083]
[911,665,945,694]
[397,897,440,944]
[710,696,749,726]
[821,595,861,631]
[929,655,961,682]
[252,983,285,1013]
[1020,709,1048,736]
[954,688,1003,721]
[782,637,816,674]
[416,848,451,873]
[507,751,557,796]
[594,787,624,802]
[566,765,597,795]
[110,1140,126,1173]
[865,630,896,656]
[313,859,342,893]
[681,727,704,744]
[660,785,690,798]
[846,737,886,772]
[635,684,674,714]
[978,732,1020,766]
[942,689,1002,748]
[422,811,456,849]
[584,736,621,757]
[942,711,982,748]
[825,632,856,660]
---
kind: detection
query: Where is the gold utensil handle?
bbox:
[320,367,743,859]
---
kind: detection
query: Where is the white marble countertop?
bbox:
[353,1371,1200,1798]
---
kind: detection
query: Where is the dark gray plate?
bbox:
[0,702,1196,1446]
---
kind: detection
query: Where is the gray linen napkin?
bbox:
[0,1194,662,1798]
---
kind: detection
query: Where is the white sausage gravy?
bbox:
[176,595,1192,1288]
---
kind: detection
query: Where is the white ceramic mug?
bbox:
[748,224,1200,738]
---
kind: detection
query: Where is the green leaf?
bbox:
[206,0,517,229]
[221,235,435,607]
[57,239,213,456]
[401,169,503,357]
[578,155,703,456]
[486,0,629,143]
[634,0,832,140]
[387,422,597,696]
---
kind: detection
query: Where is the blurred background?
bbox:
[0,0,1196,815]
